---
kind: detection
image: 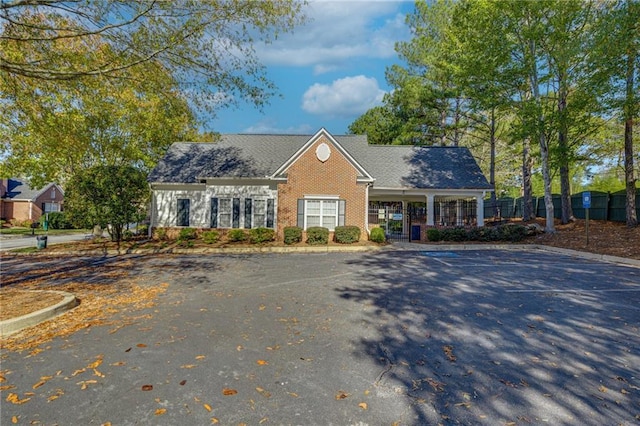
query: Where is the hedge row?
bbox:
[426,224,529,243]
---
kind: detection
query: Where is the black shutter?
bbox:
[245,198,252,229]
[177,199,190,227]
[266,199,275,228]
[338,200,346,226]
[297,199,304,228]
[232,198,240,228]
[210,198,218,228]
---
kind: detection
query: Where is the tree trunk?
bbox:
[522,136,534,221]
[558,72,574,224]
[624,40,637,227]
[489,107,497,218]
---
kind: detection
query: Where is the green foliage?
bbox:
[123,230,134,241]
[202,230,220,244]
[155,228,168,241]
[137,224,149,236]
[178,228,197,241]
[284,226,303,245]
[227,229,248,242]
[426,228,442,242]
[46,212,72,230]
[306,227,329,245]
[440,227,468,242]
[497,224,527,242]
[369,227,386,243]
[334,226,361,244]
[64,165,149,242]
[249,227,275,244]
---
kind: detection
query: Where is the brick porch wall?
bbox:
[277,135,367,238]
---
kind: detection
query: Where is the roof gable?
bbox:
[271,128,374,182]
[2,179,63,201]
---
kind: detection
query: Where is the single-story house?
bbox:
[148,128,493,241]
[0,178,64,224]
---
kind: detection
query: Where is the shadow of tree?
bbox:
[336,249,640,425]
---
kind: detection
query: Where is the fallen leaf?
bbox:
[222,388,238,396]
[142,385,153,391]
[155,408,167,416]
[287,392,298,398]
[195,355,206,360]
[443,345,457,362]
[72,368,86,376]
[599,385,608,393]
[7,393,31,405]
[33,380,47,389]
[358,402,368,410]
[93,369,105,378]
[211,418,219,424]
[12,415,18,424]
[0,385,16,391]
[203,403,212,412]
[137,343,147,348]
[335,391,349,400]
[88,358,103,369]
[125,348,132,352]
[256,360,268,366]
[236,345,244,351]
[181,364,197,369]
[179,380,187,386]
[78,380,98,390]
[256,387,271,398]
[110,361,126,366]
[621,389,629,394]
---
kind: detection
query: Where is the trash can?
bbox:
[36,235,48,249]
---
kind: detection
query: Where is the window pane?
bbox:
[322,200,337,215]
[307,216,320,227]
[253,200,266,228]
[306,200,321,215]
[219,198,232,228]
[322,215,335,229]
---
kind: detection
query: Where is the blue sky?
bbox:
[208,1,414,135]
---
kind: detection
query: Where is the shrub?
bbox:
[284,226,303,245]
[155,228,168,240]
[178,227,197,241]
[249,227,275,244]
[202,230,220,244]
[137,224,149,236]
[369,227,386,243]
[498,224,527,242]
[123,230,134,240]
[306,226,329,245]
[46,212,72,229]
[21,219,34,228]
[334,226,361,244]
[440,227,468,242]
[227,229,248,242]
[426,228,442,242]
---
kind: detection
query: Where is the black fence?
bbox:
[485,189,640,222]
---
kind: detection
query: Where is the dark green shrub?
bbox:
[227,229,248,242]
[137,224,149,236]
[440,227,468,242]
[202,230,220,244]
[155,228,168,240]
[306,227,329,245]
[178,227,197,241]
[426,228,442,242]
[467,226,499,242]
[334,226,361,244]
[498,224,527,242]
[249,227,275,244]
[369,227,386,243]
[46,212,72,229]
[123,230,134,240]
[284,226,303,245]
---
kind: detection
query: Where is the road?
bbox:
[0,232,91,251]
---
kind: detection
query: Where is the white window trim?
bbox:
[304,194,339,200]
[304,199,338,230]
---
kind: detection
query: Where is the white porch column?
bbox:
[456,200,464,226]
[476,195,485,227]
[426,194,435,226]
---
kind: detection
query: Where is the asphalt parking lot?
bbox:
[1,248,639,425]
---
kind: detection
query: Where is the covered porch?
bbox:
[366,189,487,242]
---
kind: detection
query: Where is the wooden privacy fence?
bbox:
[485,189,640,222]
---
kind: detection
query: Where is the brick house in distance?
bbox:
[148,128,493,242]
[0,178,64,224]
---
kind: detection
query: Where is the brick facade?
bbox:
[277,135,367,237]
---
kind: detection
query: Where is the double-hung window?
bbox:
[177,199,190,227]
[299,198,345,231]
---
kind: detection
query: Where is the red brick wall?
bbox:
[277,135,367,237]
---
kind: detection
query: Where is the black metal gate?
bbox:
[368,203,426,243]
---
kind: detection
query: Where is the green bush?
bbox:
[498,224,527,242]
[249,227,275,244]
[441,227,468,242]
[202,230,220,244]
[369,227,386,243]
[284,226,303,245]
[306,227,329,245]
[426,228,442,242]
[123,230,134,240]
[334,226,361,244]
[227,229,248,242]
[178,227,197,241]
[46,212,73,229]
[155,228,167,240]
[137,224,149,236]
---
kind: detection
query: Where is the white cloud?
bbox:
[258,1,410,73]
[242,120,314,135]
[302,75,386,118]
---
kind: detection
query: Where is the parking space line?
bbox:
[506,288,640,293]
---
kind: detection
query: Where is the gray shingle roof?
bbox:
[2,178,54,201]
[149,133,492,190]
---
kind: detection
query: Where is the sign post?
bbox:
[582,192,591,245]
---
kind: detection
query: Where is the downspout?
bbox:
[365,182,371,236]
[148,183,155,238]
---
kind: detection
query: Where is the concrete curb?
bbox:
[0,290,79,337]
